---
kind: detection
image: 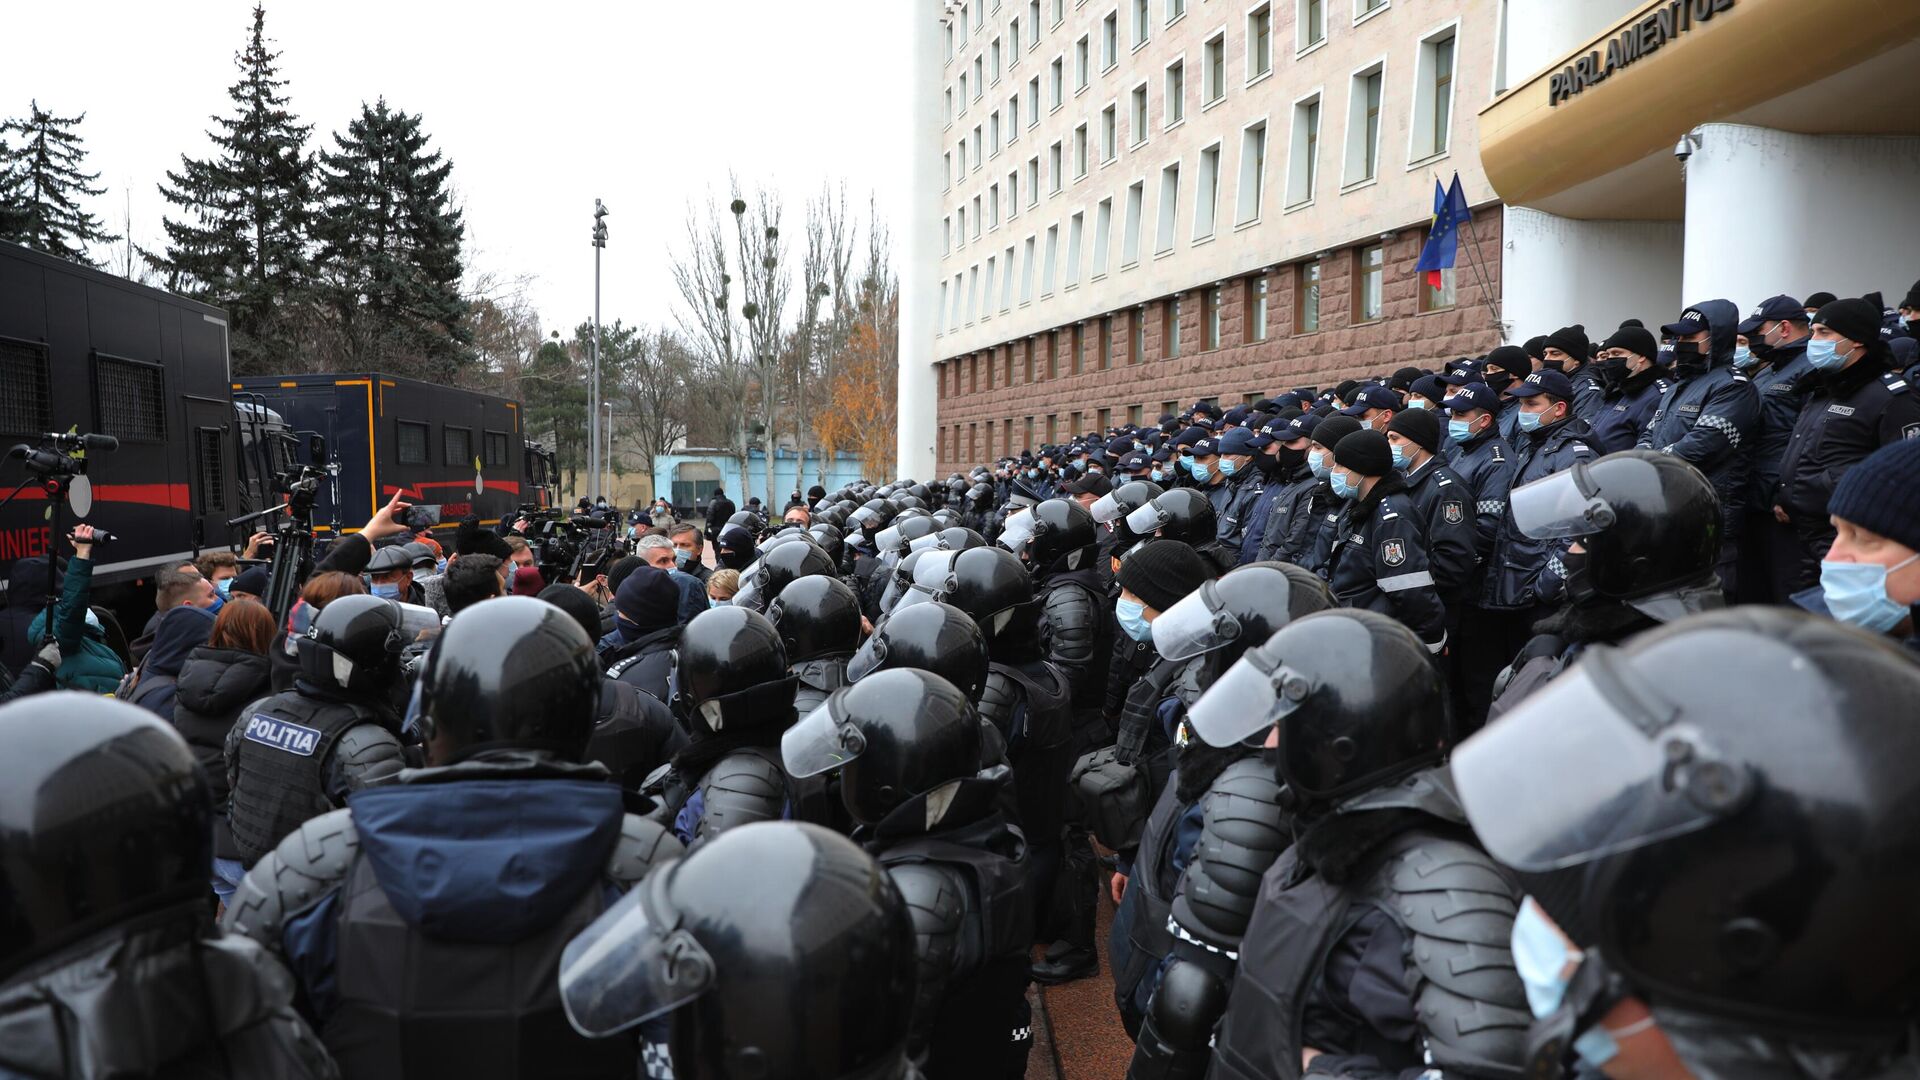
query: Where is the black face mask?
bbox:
[1274,445,1308,473]
[1592,357,1627,395]
[1671,340,1709,377]
[1485,371,1515,393]
[1905,317,1920,339]
[1562,549,1595,605]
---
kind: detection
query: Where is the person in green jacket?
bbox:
[25,524,126,694]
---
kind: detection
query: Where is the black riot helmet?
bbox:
[670,606,798,736]
[929,507,963,530]
[298,593,406,695]
[765,575,863,664]
[847,600,990,703]
[935,526,987,552]
[559,823,917,1078]
[806,522,845,565]
[733,538,838,613]
[416,595,599,763]
[783,668,982,826]
[1150,562,1334,679]
[1511,449,1723,620]
[1124,487,1217,545]
[713,523,758,572]
[727,509,767,537]
[0,695,213,981]
[1189,609,1446,804]
[905,546,1035,644]
[878,549,927,616]
[1089,479,1164,529]
[966,483,995,509]
[1455,610,1920,1068]
[1000,498,1099,573]
[848,498,897,539]
[891,494,927,512]
[874,513,938,559]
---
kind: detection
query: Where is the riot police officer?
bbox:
[559,823,925,1080]
[224,593,410,871]
[1491,450,1725,717]
[1386,408,1478,624]
[654,605,820,845]
[1321,430,1449,650]
[539,583,688,792]
[766,573,865,715]
[783,669,1034,1078]
[1275,414,1363,574]
[1454,609,1920,1079]
[733,535,839,613]
[1191,609,1530,1079]
[0,695,336,1079]
[223,597,681,1079]
[1124,487,1238,573]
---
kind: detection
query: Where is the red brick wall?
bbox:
[934,207,1504,475]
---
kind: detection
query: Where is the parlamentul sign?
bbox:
[1549,0,1737,106]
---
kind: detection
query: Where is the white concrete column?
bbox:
[896,1,946,482]
[1502,206,1685,339]
[1683,124,1920,310]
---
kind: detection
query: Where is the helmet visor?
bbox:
[998,509,1038,554]
[847,633,887,683]
[781,695,867,777]
[1149,580,1242,662]
[1125,501,1170,537]
[731,563,769,613]
[1089,491,1124,524]
[874,524,905,555]
[1510,462,1619,541]
[559,881,716,1037]
[1452,654,1738,874]
[1185,649,1314,747]
[908,530,942,553]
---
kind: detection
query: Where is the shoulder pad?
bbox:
[977,670,1021,732]
[334,722,408,787]
[696,751,787,842]
[1175,757,1290,947]
[605,813,684,890]
[1884,373,1910,395]
[1731,371,1750,383]
[1379,507,1400,521]
[1489,445,1506,463]
[1657,379,1672,393]
[890,860,968,934]
[1435,475,1453,487]
[606,654,642,679]
[221,808,359,949]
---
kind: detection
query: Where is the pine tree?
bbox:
[151,4,315,371]
[314,98,471,380]
[0,101,117,264]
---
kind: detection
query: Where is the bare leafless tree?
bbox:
[669,192,754,492]
[730,181,788,512]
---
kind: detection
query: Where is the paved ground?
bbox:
[1028,868,1134,1079]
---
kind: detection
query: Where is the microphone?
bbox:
[41,433,119,453]
[79,434,118,453]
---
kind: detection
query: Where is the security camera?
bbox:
[1673,134,1696,163]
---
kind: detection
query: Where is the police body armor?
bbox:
[228,689,387,865]
[792,657,850,717]
[1209,774,1529,1080]
[879,815,1035,1078]
[1110,781,1184,1031]
[980,660,1073,840]
[325,850,638,1080]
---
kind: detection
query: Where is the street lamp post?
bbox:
[590,199,609,504]
[603,402,615,505]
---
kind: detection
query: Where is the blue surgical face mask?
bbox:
[674,547,693,567]
[1390,443,1412,470]
[436,559,448,575]
[1820,553,1920,632]
[1149,468,1165,483]
[215,576,232,599]
[1219,458,1238,477]
[1308,448,1331,480]
[370,581,402,600]
[1447,418,1474,444]
[1517,408,1544,433]
[708,596,724,608]
[1329,471,1359,501]
[1407,398,1430,410]
[1805,336,1853,371]
[1511,900,1624,1068]
[1179,455,1195,474]
[1732,345,1757,369]
[1191,461,1212,483]
[1116,597,1153,642]
[1028,468,1042,479]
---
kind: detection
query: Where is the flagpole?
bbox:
[1455,186,1504,336]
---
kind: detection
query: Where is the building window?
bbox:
[991,111,1002,156]
[960,72,968,110]
[1046,414,1058,444]
[1236,120,1267,225]
[1092,196,1113,276]
[1002,244,1017,309]
[1297,259,1321,333]
[960,6,971,43]
[1132,0,1150,47]
[972,195,982,237]
[957,139,967,175]
[945,87,954,126]
[1204,33,1226,104]
[1049,140,1064,193]
[1194,143,1220,240]
[972,125,983,168]
[1050,56,1064,109]
[1164,59,1185,125]
[1021,235,1037,302]
[397,420,430,464]
[1122,180,1144,266]
[1024,415,1035,449]
[943,215,952,254]
[1287,95,1321,207]
[1164,295,1182,358]
[1100,316,1114,368]
[946,20,955,60]
[1166,0,1186,22]
[1300,0,1326,51]
[1024,342,1035,383]
[974,55,984,97]
[1356,0,1386,18]
[1072,324,1084,374]
[985,256,998,311]
[1066,211,1085,287]
[1129,83,1150,145]
[1051,0,1064,25]
[992,38,1003,82]
[1128,403,1143,426]
[1026,156,1040,205]
[1075,34,1090,90]
[1411,28,1455,161]
[1155,162,1180,255]
[1008,169,1020,215]
[989,183,1001,228]
[1027,76,1041,125]
[1098,407,1112,434]
[1042,224,1059,295]
[1029,0,1041,40]
[1010,17,1021,55]
[485,431,509,467]
[937,282,948,334]
[1073,123,1089,177]
[1101,104,1118,161]
[1046,337,1058,379]
[1346,66,1383,185]
[1248,3,1273,79]
[1203,286,1222,349]
[944,151,954,190]
[1009,94,1021,140]
[967,265,980,322]
[1246,275,1270,341]
[957,205,967,243]
[1421,227,1458,312]
[976,1,985,31]
[1130,309,1146,363]
[1354,243,1384,322]
[1102,10,1119,69]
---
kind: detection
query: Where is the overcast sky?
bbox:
[5,0,915,338]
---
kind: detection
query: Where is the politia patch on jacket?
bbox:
[1381,539,1407,566]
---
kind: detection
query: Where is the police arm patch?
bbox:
[1380,538,1407,567]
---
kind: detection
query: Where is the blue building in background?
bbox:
[652,447,870,517]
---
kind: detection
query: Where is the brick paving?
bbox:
[1027,869,1133,1079]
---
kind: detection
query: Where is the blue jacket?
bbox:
[1587,369,1669,455]
[1211,470,1263,553]
[1446,427,1513,561]
[1567,365,1606,425]
[1254,467,1327,567]
[1483,416,1596,611]
[1638,300,1760,525]
[1746,340,1813,508]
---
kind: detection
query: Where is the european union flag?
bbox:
[1415,174,1470,289]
